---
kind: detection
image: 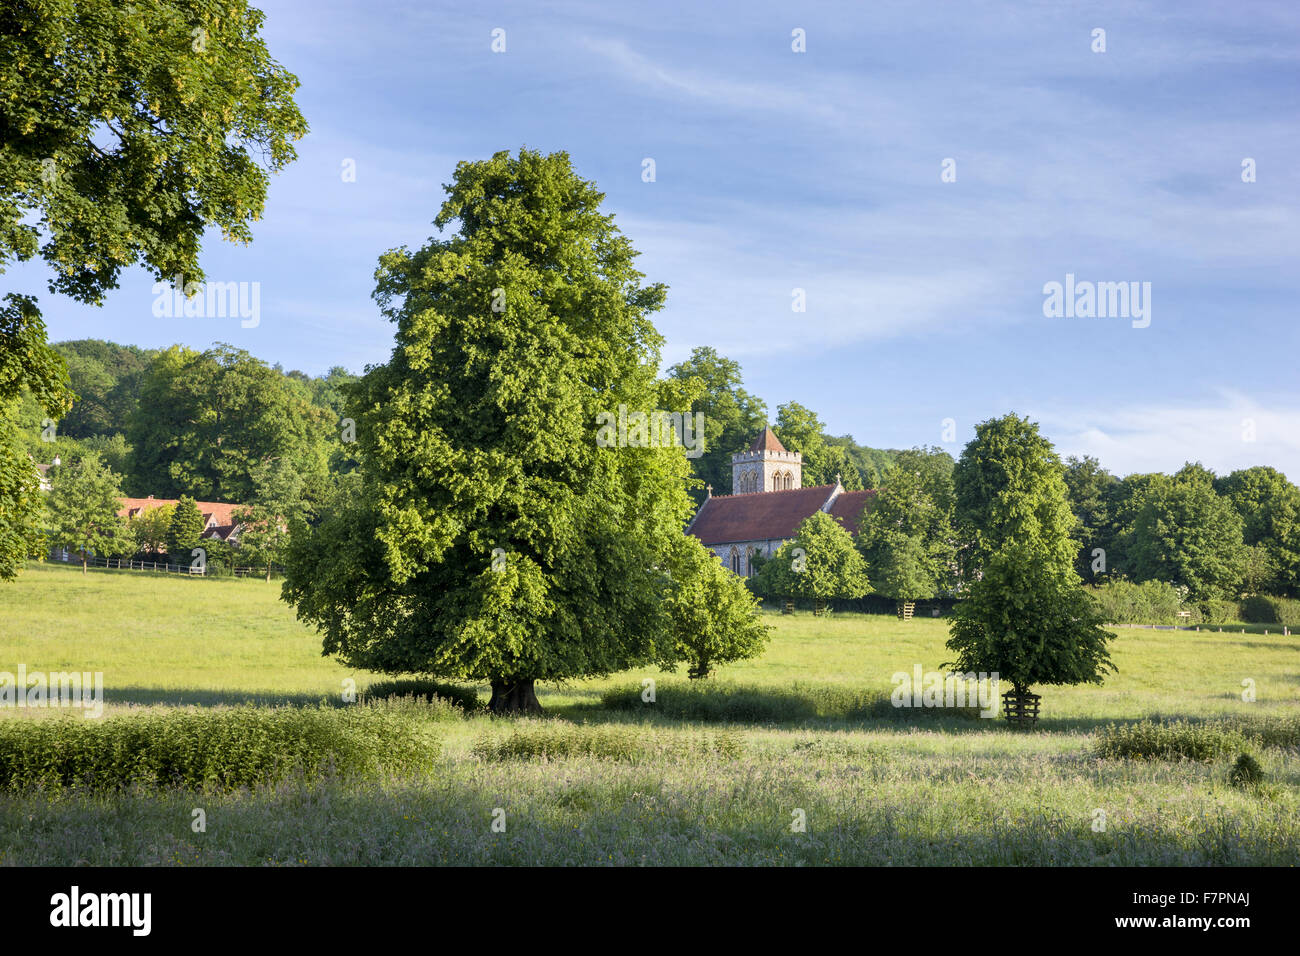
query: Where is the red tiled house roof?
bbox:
[118,497,243,529]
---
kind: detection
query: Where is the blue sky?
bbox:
[12,0,1300,479]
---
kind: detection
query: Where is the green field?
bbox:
[1,562,1297,865]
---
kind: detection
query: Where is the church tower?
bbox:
[731,427,802,494]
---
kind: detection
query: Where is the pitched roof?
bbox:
[118,496,242,527]
[688,485,838,545]
[748,427,787,453]
[827,489,876,533]
[203,523,241,541]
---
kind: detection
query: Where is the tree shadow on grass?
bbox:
[547,682,1300,737]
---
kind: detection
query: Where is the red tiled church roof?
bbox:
[748,426,787,453]
[827,488,875,533]
[688,485,836,545]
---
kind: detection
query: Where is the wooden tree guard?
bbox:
[1002,689,1041,726]
[782,599,795,615]
[897,601,915,621]
[813,598,827,617]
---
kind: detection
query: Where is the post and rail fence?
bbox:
[45,550,284,578]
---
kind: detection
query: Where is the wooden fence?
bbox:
[47,551,283,578]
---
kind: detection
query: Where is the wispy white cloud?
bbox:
[1033,389,1300,481]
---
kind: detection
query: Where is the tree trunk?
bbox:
[488,678,543,715]
[81,553,87,574]
[265,560,271,583]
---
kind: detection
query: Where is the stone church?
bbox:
[686,427,874,576]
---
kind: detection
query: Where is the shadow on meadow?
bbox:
[2,773,1292,866]
[98,679,1300,742]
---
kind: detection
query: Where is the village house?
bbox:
[686,427,874,576]
[118,496,246,548]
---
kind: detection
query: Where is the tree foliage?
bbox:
[858,447,956,602]
[0,0,305,579]
[1130,466,1246,600]
[283,149,715,712]
[946,543,1115,695]
[752,510,869,608]
[947,415,1114,703]
[45,451,129,572]
[0,294,72,578]
[166,495,204,563]
[233,456,304,580]
[661,534,769,679]
[954,413,1078,578]
[128,344,331,501]
[664,347,765,500]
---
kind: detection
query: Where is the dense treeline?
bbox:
[18,339,356,506]
[18,336,1300,605]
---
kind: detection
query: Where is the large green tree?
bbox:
[128,344,331,501]
[0,0,305,578]
[946,414,1114,715]
[45,451,130,572]
[752,510,869,612]
[664,347,766,500]
[953,414,1078,579]
[1130,465,1246,600]
[284,149,717,714]
[1215,466,1300,596]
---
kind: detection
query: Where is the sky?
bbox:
[10,0,1300,480]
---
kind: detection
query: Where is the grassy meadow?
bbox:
[0,561,1297,866]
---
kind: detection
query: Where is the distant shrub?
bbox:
[1095,720,1245,761]
[599,680,982,724]
[1087,579,1185,625]
[600,681,891,723]
[0,706,428,792]
[363,679,481,713]
[1229,753,1264,788]
[1240,595,1300,628]
[1218,713,1300,749]
[1197,599,1240,626]
[1097,715,1300,762]
[472,721,741,762]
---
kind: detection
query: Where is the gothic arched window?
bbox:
[730,547,741,574]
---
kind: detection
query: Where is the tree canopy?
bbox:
[283,148,722,713]
[0,0,305,579]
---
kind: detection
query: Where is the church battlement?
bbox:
[731,448,802,463]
